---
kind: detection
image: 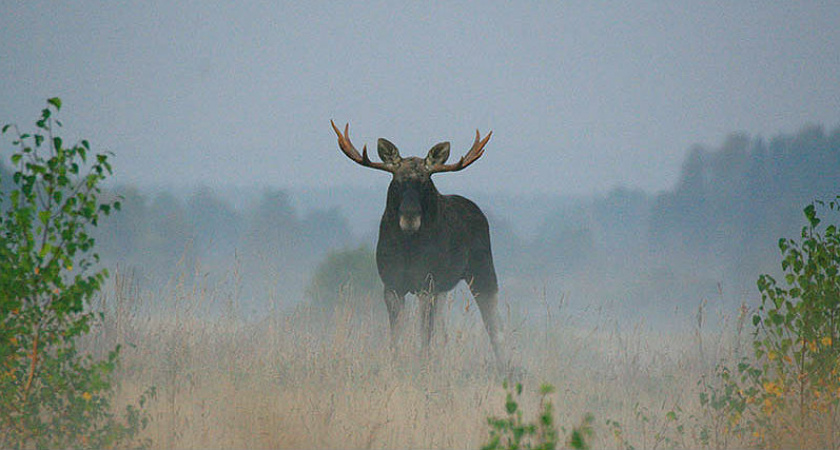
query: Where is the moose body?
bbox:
[377,192,496,295]
[331,121,507,368]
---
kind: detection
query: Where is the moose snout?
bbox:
[399,214,421,233]
[398,193,422,233]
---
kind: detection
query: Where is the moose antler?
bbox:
[331,120,395,173]
[428,129,492,173]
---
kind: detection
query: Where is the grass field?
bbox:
[83,268,753,449]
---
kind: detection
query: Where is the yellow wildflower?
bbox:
[821,336,832,347]
[763,381,783,396]
[82,392,92,401]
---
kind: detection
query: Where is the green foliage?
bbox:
[747,196,840,447]
[306,245,381,309]
[482,381,592,450]
[693,197,840,448]
[0,98,153,448]
[695,364,749,448]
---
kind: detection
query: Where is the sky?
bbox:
[2,1,839,197]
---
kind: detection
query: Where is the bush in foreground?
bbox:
[482,381,593,450]
[0,98,152,448]
[696,197,840,449]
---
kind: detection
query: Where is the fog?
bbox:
[8,117,820,326]
[3,0,840,353]
[4,3,840,448]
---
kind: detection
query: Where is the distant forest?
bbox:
[510,124,840,312]
[2,123,839,315]
[651,125,840,279]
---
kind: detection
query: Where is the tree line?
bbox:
[89,185,354,307]
[3,122,838,312]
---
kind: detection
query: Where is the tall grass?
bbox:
[83,266,753,449]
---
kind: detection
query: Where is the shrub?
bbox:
[746,197,840,447]
[482,381,593,450]
[306,245,381,310]
[696,197,840,448]
[0,98,153,448]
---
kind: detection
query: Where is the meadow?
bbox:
[85,266,752,449]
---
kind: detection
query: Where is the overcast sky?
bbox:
[2,2,839,196]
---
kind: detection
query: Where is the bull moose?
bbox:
[331,121,508,369]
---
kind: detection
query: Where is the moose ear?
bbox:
[425,142,450,167]
[377,138,401,165]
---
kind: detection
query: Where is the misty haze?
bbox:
[3,2,840,449]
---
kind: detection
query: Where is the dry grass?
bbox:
[83,268,752,449]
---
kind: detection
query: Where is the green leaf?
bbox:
[1,124,10,134]
[505,398,517,414]
[804,203,820,228]
[47,97,62,110]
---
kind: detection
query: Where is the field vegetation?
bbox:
[89,265,749,449]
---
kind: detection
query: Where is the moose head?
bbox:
[331,120,491,234]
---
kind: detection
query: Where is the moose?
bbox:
[331,121,508,369]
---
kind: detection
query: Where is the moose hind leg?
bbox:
[473,288,509,372]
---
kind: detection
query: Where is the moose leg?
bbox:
[474,290,509,372]
[384,289,405,353]
[419,292,442,357]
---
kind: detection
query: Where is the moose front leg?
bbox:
[419,292,443,357]
[383,289,405,353]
